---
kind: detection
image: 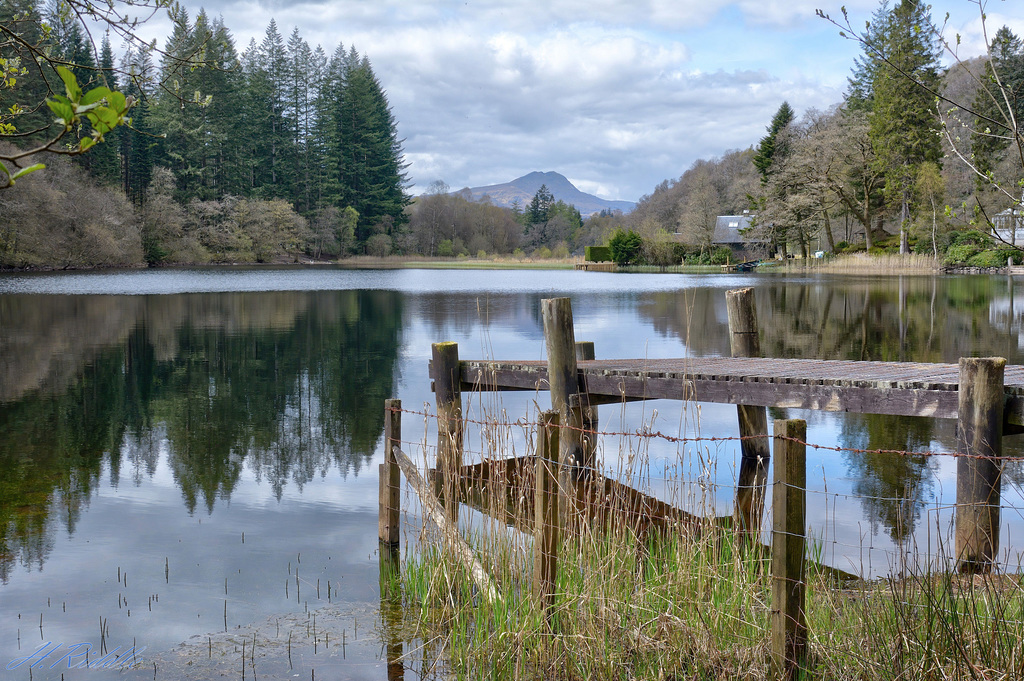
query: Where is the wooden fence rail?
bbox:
[379,291,1020,677]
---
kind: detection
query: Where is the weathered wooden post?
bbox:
[955,357,1005,573]
[533,410,561,621]
[575,341,598,463]
[432,342,463,517]
[771,418,807,680]
[378,542,404,681]
[726,288,771,539]
[542,299,586,504]
[378,398,402,546]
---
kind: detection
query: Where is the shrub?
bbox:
[585,245,612,262]
[710,246,733,265]
[437,239,454,257]
[944,243,982,265]
[966,248,1020,268]
[366,233,393,257]
[476,250,487,259]
[608,228,644,266]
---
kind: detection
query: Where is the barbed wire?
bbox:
[388,405,1024,461]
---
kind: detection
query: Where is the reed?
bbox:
[392,413,1024,680]
[785,252,940,274]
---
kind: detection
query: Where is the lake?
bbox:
[2,266,1024,679]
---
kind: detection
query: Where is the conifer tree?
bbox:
[868,0,942,253]
[971,26,1024,177]
[89,33,121,185]
[119,44,155,204]
[334,51,408,245]
[752,101,794,183]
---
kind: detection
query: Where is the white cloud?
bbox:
[136,0,1024,202]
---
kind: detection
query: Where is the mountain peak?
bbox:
[461,172,635,216]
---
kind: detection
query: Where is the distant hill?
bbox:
[461,171,635,216]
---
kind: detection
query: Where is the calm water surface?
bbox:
[3,267,1024,679]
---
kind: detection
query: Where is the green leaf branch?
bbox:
[1,66,134,187]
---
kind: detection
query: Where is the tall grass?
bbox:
[389,415,1024,680]
[787,253,940,274]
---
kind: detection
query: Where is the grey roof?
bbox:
[714,215,755,244]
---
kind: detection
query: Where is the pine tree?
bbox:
[846,1,892,110]
[334,51,408,245]
[527,184,554,224]
[308,44,337,211]
[242,20,294,200]
[119,45,155,204]
[971,26,1024,176]
[88,33,121,185]
[752,101,795,183]
[286,28,314,212]
[150,5,201,199]
[868,0,942,254]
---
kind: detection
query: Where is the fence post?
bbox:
[533,410,561,621]
[575,341,598,465]
[378,543,404,680]
[542,299,585,527]
[378,398,402,546]
[432,342,463,518]
[955,357,1005,573]
[771,418,806,680]
[726,287,771,540]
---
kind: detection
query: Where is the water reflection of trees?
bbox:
[840,414,937,544]
[638,275,1024,546]
[0,290,401,577]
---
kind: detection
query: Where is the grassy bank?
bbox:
[388,412,1024,680]
[393,513,1024,680]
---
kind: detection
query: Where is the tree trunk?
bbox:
[822,211,836,252]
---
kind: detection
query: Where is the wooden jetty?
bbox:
[425,292,1016,575]
[573,261,616,272]
[382,290,1015,677]
[451,355,1024,429]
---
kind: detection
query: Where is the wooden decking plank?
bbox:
[437,356,1024,423]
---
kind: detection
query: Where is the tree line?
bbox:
[611,0,1024,267]
[1,2,409,266]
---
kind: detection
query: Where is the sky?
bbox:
[137,0,1024,202]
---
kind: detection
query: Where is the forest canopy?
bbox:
[1,2,410,266]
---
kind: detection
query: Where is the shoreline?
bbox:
[0,252,1014,276]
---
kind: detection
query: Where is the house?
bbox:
[992,207,1023,246]
[713,213,755,247]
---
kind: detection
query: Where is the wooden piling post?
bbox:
[378,543,404,680]
[542,299,584,478]
[771,418,806,680]
[575,341,598,464]
[379,398,402,546]
[955,357,1005,573]
[432,342,463,516]
[533,410,561,620]
[726,288,771,539]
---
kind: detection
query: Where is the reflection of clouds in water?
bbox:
[988,292,1024,351]
[7,268,1024,672]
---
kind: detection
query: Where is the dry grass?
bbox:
[388,414,1024,681]
[784,253,941,274]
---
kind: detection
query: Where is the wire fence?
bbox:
[379,400,1024,679]
[388,405,1024,568]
